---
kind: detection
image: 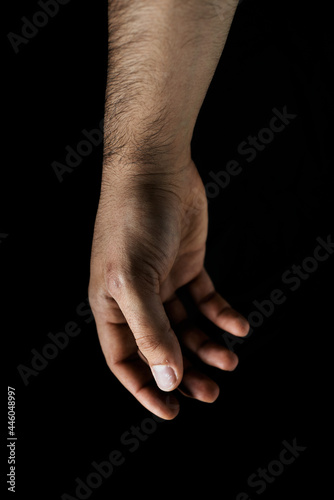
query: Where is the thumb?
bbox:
[113,280,183,392]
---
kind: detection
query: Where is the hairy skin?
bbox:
[88,0,249,420]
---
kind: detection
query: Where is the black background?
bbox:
[3,0,333,499]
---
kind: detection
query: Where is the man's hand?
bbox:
[89,157,249,419]
[88,0,248,419]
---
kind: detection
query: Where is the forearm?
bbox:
[103,0,239,167]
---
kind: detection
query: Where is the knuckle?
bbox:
[104,350,118,371]
[104,265,132,297]
[135,334,161,356]
[105,265,158,298]
[105,268,124,290]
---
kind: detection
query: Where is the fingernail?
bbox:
[152,365,177,391]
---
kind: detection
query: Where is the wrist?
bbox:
[102,116,192,175]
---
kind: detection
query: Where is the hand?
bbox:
[88,157,249,419]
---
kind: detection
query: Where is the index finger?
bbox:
[186,268,250,337]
